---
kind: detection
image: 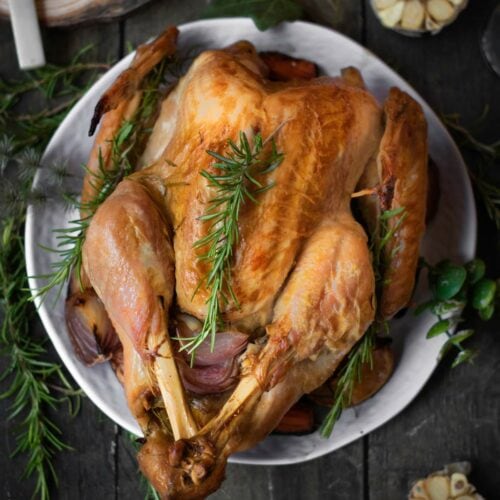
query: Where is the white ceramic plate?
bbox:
[25,18,476,466]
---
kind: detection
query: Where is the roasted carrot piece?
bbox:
[259,51,318,81]
[274,402,314,434]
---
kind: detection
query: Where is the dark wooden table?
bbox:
[1,1,500,499]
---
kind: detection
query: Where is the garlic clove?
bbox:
[401,0,425,30]
[378,1,405,27]
[374,0,398,9]
[448,0,465,5]
[450,473,470,496]
[423,476,450,500]
[454,497,477,500]
[425,12,441,31]
[409,480,431,499]
[427,0,456,22]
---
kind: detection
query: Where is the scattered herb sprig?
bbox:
[319,207,407,437]
[0,46,109,151]
[416,258,498,367]
[319,324,376,438]
[443,113,500,229]
[185,131,283,356]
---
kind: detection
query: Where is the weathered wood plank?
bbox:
[302,0,364,41]
[122,0,207,48]
[365,1,500,498]
[364,0,500,127]
[213,443,365,500]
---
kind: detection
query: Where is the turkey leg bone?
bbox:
[83,177,197,440]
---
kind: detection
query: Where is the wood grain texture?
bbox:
[122,0,207,48]
[213,444,365,500]
[301,0,363,41]
[0,0,152,27]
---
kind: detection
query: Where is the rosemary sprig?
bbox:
[320,206,407,437]
[319,325,376,438]
[0,143,82,500]
[184,131,283,355]
[36,57,170,299]
[443,113,500,229]
[0,45,109,151]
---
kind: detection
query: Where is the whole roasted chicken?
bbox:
[68,25,427,499]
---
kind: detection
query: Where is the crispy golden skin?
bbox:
[79,29,428,499]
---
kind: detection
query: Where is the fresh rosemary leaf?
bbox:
[203,0,303,31]
[183,131,284,357]
[319,325,376,438]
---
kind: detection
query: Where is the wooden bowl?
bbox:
[0,0,152,27]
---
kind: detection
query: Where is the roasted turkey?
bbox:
[67,25,428,499]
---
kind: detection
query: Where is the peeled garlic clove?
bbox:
[401,0,425,30]
[427,0,455,22]
[378,1,405,27]
[374,0,398,9]
[425,13,441,31]
[409,480,431,499]
[450,473,469,496]
[449,0,465,5]
[424,476,450,500]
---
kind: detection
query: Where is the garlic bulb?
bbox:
[408,462,485,500]
[371,0,468,36]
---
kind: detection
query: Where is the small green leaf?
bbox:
[431,299,464,316]
[434,263,467,300]
[451,328,475,345]
[452,348,476,368]
[465,259,485,285]
[478,303,495,321]
[439,337,455,360]
[472,278,497,310]
[438,330,473,361]
[427,319,451,338]
[414,299,438,316]
[380,206,406,220]
[203,0,303,31]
